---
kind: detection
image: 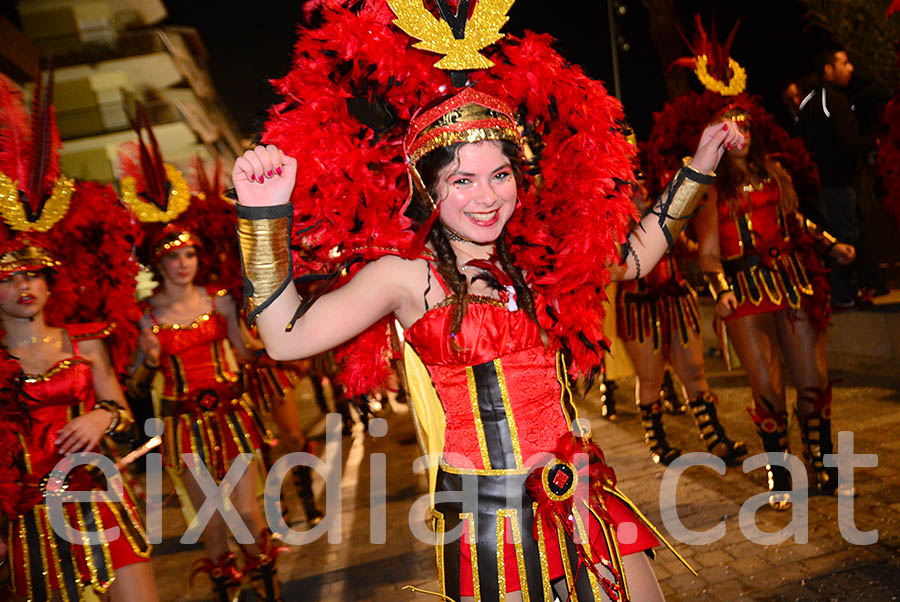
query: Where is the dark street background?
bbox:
[161,0,835,139]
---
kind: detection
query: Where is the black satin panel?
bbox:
[54,526,81,602]
[80,501,110,584]
[471,361,516,470]
[24,512,47,601]
[436,469,556,602]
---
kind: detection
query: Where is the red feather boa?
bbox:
[262,1,636,394]
[0,348,29,516]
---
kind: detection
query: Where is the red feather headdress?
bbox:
[262,0,637,394]
[117,109,240,298]
[670,15,746,97]
[0,74,142,374]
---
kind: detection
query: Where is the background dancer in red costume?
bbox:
[0,74,158,602]
[119,108,283,602]
[645,17,856,511]
[617,130,746,467]
[231,3,743,599]
[694,106,855,509]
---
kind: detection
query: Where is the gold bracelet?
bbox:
[96,400,134,435]
[236,204,294,324]
[653,166,715,248]
[703,271,732,301]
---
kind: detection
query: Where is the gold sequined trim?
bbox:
[70,322,116,340]
[120,163,190,223]
[410,126,522,164]
[151,311,213,332]
[438,463,529,476]
[498,508,530,601]
[461,512,480,599]
[431,509,447,597]
[34,507,53,600]
[24,357,92,383]
[18,514,32,599]
[556,522,578,602]
[534,503,553,601]
[39,506,71,602]
[0,172,74,232]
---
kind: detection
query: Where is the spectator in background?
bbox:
[799,48,882,308]
[778,79,803,137]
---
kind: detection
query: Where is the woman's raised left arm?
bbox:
[611,121,745,281]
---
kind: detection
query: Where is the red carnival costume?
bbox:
[645,18,844,507]
[0,74,149,601]
[616,248,700,356]
[142,285,269,480]
[118,108,278,601]
[236,1,712,599]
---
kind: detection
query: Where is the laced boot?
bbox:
[293,442,324,526]
[750,403,792,511]
[191,552,243,602]
[640,401,681,465]
[660,369,687,414]
[244,532,289,602]
[796,386,840,496]
[689,392,747,466]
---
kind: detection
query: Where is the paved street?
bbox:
[149,327,900,601]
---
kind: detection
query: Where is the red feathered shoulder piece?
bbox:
[0,347,29,516]
[262,1,636,394]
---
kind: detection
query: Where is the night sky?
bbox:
[162,0,833,140]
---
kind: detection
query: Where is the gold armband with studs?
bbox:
[703,271,733,301]
[652,165,716,249]
[236,203,295,325]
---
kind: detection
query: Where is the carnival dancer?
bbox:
[618,131,745,466]
[0,74,158,602]
[119,109,283,601]
[645,17,856,510]
[616,228,747,467]
[693,106,855,508]
[231,3,743,599]
[616,166,747,466]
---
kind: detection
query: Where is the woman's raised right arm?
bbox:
[232,146,407,361]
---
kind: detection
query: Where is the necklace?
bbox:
[443,226,477,244]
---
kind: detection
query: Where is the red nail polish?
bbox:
[266,170,274,177]
[276,167,282,176]
[722,124,729,131]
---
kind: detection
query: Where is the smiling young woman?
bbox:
[232,83,741,600]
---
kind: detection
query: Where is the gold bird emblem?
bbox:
[387,0,514,70]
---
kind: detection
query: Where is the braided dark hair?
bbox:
[406,140,540,336]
